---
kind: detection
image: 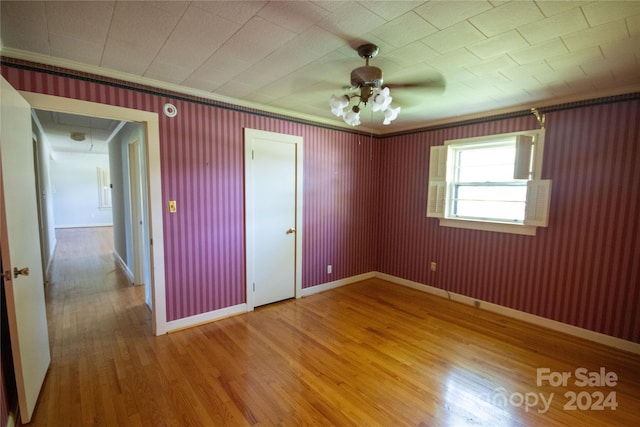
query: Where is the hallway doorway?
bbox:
[20,90,167,335]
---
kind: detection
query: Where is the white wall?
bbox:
[118,123,152,308]
[32,121,57,276]
[109,122,152,307]
[109,127,127,265]
[51,152,112,228]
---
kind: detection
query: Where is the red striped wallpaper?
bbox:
[1,64,378,322]
[2,62,638,343]
[378,103,640,343]
[303,130,379,287]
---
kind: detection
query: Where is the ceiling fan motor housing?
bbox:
[351,66,383,88]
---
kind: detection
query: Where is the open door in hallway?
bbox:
[0,77,50,423]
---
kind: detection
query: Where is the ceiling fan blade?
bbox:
[385,76,446,93]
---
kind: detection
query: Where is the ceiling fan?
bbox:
[330,43,445,126]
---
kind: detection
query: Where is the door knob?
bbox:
[286,228,296,234]
[13,267,29,278]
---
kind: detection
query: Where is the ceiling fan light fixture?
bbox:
[383,106,401,125]
[70,131,86,141]
[329,94,350,117]
[370,87,392,112]
[330,43,402,127]
[343,107,361,126]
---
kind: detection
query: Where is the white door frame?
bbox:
[20,91,168,335]
[244,128,303,311]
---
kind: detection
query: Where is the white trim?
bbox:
[53,223,113,229]
[375,272,451,298]
[166,304,247,333]
[127,140,144,286]
[375,272,640,355]
[432,128,548,235]
[389,84,640,134]
[163,273,374,333]
[20,91,168,336]
[5,48,640,137]
[300,272,376,297]
[439,218,537,236]
[5,48,640,136]
[113,251,134,285]
[106,263,639,356]
[0,48,380,134]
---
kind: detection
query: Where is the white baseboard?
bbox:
[45,238,57,285]
[300,272,376,297]
[163,273,375,334]
[374,272,640,355]
[156,271,640,355]
[54,223,113,228]
[113,251,134,284]
[166,303,248,333]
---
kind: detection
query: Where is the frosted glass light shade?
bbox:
[383,106,401,125]
[329,95,349,116]
[371,87,392,112]
[343,109,361,126]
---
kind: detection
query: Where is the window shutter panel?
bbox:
[427,146,448,218]
[429,145,447,180]
[524,179,552,226]
[427,182,446,218]
[514,135,534,180]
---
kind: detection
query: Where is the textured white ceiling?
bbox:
[33,109,123,154]
[2,1,640,133]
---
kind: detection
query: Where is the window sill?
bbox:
[439,218,538,236]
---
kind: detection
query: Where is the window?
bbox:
[427,130,551,236]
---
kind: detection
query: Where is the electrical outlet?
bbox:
[327,265,332,274]
[430,262,437,272]
[168,200,177,213]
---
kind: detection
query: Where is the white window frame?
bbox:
[427,129,551,236]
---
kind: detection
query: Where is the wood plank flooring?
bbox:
[25,227,640,426]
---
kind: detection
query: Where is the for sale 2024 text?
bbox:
[537,367,618,411]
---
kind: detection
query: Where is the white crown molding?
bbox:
[3,47,639,136]
[389,83,640,134]
[1,47,381,134]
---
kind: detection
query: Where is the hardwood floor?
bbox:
[26,227,640,426]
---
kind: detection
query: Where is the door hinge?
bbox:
[253,282,255,292]
[2,270,11,282]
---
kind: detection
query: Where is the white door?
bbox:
[0,77,51,423]
[245,129,303,308]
